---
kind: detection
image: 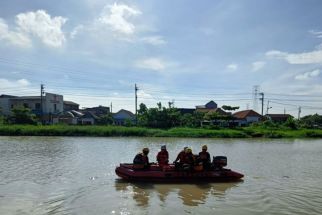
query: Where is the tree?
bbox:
[96,113,114,125]
[180,113,194,127]
[9,106,37,124]
[138,103,148,126]
[283,117,298,129]
[222,105,239,111]
[138,103,148,115]
[137,102,181,128]
[299,114,322,128]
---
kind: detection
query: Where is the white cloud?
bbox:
[141,36,166,45]
[17,79,30,86]
[0,18,31,48]
[0,78,31,90]
[135,58,166,71]
[98,3,141,34]
[295,69,320,80]
[266,49,322,64]
[0,10,67,48]
[309,30,322,38]
[227,63,238,71]
[16,10,67,47]
[70,24,84,39]
[252,61,266,72]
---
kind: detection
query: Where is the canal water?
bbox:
[0,136,321,215]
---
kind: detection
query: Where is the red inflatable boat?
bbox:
[115,163,244,183]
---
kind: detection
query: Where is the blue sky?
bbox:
[1,0,322,116]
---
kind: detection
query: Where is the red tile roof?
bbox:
[233,110,262,119]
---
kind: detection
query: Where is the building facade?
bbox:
[0,93,63,116]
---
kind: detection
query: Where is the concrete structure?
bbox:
[0,93,63,117]
[63,101,79,111]
[10,93,63,115]
[0,95,17,115]
[113,109,135,125]
[233,109,262,126]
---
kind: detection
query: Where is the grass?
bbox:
[0,124,322,138]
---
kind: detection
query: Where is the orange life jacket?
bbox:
[157,150,169,165]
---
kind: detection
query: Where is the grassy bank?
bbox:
[0,125,322,138]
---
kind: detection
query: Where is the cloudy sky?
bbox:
[1,0,322,116]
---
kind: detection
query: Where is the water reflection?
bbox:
[115,180,240,207]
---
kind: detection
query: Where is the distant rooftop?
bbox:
[0,94,17,98]
[11,96,40,100]
[64,100,79,105]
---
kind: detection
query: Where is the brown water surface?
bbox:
[0,136,321,214]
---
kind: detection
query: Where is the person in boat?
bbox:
[174,146,188,164]
[183,147,195,168]
[157,145,169,167]
[176,147,195,171]
[133,148,150,169]
[198,145,211,170]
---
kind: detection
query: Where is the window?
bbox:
[54,104,57,111]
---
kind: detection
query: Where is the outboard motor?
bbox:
[212,156,227,170]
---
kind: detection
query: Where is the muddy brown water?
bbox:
[0,136,321,214]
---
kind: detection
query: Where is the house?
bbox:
[53,111,79,125]
[82,105,110,117]
[113,109,135,125]
[53,110,83,125]
[5,93,63,115]
[196,100,218,110]
[233,109,262,126]
[0,93,63,124]
[78,111,98,125]
[265,114,293,123]
[63,101,79,111]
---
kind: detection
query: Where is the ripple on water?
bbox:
[1,137,322,215]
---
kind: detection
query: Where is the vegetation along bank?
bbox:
[0,125,322,138]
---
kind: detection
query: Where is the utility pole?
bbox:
[110,102,113,113]
[40,84,45,124]
[253,85,260,111]
[284,108,286,115]
[298,106,301,120]
[259,92,264,116]
[135,84,138,125]
[266,100,272,114]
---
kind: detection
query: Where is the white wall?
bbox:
[44,93,63,114]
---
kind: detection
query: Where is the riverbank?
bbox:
[0,125,322,138]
